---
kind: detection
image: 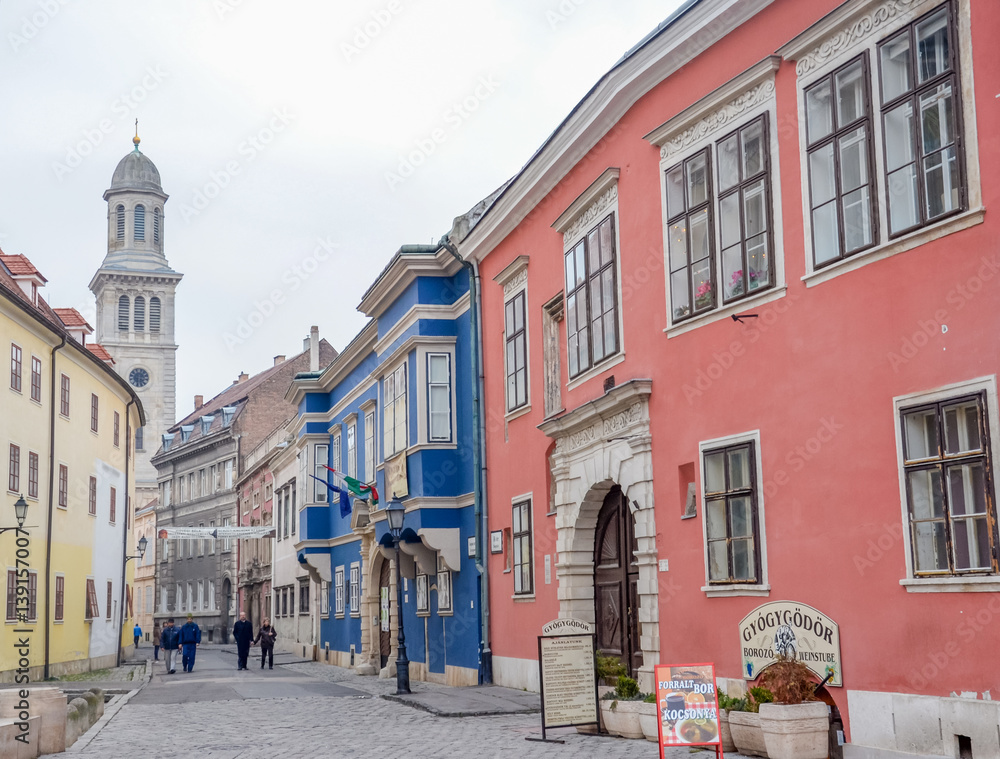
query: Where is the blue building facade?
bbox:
[288,245,482,685]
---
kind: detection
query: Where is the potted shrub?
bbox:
[639,692,659,742]
[727,686,772,758]
[716,690,743,753]
[758,656,829,759]
[599,675,647,739]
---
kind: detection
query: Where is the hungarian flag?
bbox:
[324,466,379,506]
[308,474,352,519]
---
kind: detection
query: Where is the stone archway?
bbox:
[539,379,658,691]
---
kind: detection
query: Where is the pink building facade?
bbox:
[460,0,1000,753]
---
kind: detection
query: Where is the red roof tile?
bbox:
[87,343,115,363]
[0,254,47,282]
[54,308,93,330]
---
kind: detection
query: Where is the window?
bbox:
[223,516,232,551]
[7,571,36,622]
[335,566,345,616]
[58,465,67,508]
[60,374,69,416]
[299,580,310,614]
[26,572,36,621]
[703,442,761,584]
[512,499,533,595]
[280,588,288,617]
[88,477,97,515]
[27,452,38,499]
[153,208,161,243]
[134,205,145,241]
[879,5,963,236]
[427,353,452,441]
[349,563,360,616]
[225,459,234,489]
[91,394,99,433]
[437,563,452,613]
[209,520,216,554]
[565,214,619,377]
[150,297,161,333]
[30,357,41,402]
[320,580,329,616]
[504,292,528,410]
[314,444,328,503]
[106,580,113,620]
[331,433,341,479]
[416,574,429,614]
[110,486,117,523]
[134,296,145,332]
[199,523,205,556]
[198,580,205,610]
[10,343,22,392]
[291,485,297,536]
[116,205,125,241]
[364,410,375,484]
[85,579,99,620]
[347,424,357,479]
[118,295,129,331]
[5,570,15,622]
[901,393,996,575]
[805,57,876,267]
[8,444,19,492]
[383,364,407,458]
[114,411,120,447]
[55,575,64,621]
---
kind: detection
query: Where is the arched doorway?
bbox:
[378,559,391,669]
[594,486,641,677]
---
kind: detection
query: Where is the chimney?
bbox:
[239,372,249,383]
[194,395,204,410]
[273,355,285,367]
[309,325,319,372]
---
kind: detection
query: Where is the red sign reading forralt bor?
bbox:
[654,663,723,756]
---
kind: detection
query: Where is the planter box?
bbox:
[600,699,645,740]
[759,702,829,759]
[638,702,659,742]
[719,708,737,753]
[729,710,770,758]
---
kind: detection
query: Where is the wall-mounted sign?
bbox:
[467,536,476,557]
[739,601,842,687]
[386,452,408,499]
[654,663,722,750]
[490,530,503,554]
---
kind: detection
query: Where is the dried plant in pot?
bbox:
[757,653,829,759]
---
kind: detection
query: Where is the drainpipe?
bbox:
[116,399,135,668]
[43,335,66,681]
[439,236,491,684]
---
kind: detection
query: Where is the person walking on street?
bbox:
[152,622,161,661]
[133,623,142,648]
[179,613,202,672]
[254,617,277,669]
[160,618,180,674]
[233,611,254,670]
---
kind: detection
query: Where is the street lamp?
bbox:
[386,497,410,695]
[0,495,28,535]
[125,536,148,564]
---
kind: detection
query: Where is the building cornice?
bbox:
[539,378,652,441]
[285,320,378,406]
[358,247,463,318]
[373,292,470,357]
[552,168,620,235]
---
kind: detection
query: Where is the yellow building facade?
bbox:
[1,253,144,681]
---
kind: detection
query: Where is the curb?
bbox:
[66,660,150,753]
[381,692,540,718]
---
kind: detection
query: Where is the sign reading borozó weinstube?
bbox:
[739,601,842,686]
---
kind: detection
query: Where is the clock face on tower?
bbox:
[129,368,150,388]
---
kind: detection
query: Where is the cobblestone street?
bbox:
[49,647,735,759]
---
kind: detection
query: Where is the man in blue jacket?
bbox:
[160,618,180,674]
[179,613,202,672]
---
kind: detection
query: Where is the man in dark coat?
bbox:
[160,618,180,674]
[179,613,202,672]
[232,611,254,670]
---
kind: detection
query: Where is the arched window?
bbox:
[118,295,130,331]
[134,205,145,242]
[134,296,146,332]
[149,297,161,333]
[116,205,125,241]
[153,208,161,244]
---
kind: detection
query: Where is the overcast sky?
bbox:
[0,0,680,421]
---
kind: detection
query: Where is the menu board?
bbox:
[654,663,722,750]
[538,634,598,728]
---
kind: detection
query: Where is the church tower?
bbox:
[89,133,182,508]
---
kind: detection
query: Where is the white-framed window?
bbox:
[314,443,329,503]
[349,563,360,617]
[416,573,429,615]
[225,459,234,489]
[186,582,193,613]
[512,498,533,596]
[175,583,183,613]
[364,408,376,484]
[320,580,329,616]
[894,377,999,590]
[331,431,341,477]
[698,430,769,597]
[334,566,345,617]
[198,580,205,610]
[504,291,528,412]
[383,363,407,458]
[223,516,233,552]
[346,423,357,480]
[436,557,452,615]
[209,520,216,554]
[427,353,452,442]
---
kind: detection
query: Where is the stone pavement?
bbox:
[49,646,749,759]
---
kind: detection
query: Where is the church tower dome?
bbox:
[109,138,163,193]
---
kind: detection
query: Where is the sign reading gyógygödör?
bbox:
[739,601,842,687]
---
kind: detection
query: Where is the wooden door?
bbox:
[594,487,641,678]
[379,559,391,668]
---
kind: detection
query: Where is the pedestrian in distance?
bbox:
[152,622,161,661]
[254,617,277,670]
[133,622,142,648]
[233,611,254,670]
[160,618,180,674]
[179,613,202,672]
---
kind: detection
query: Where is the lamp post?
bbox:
[125,536,148,564]
[0,495,28,535]
[386,497,410,695]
